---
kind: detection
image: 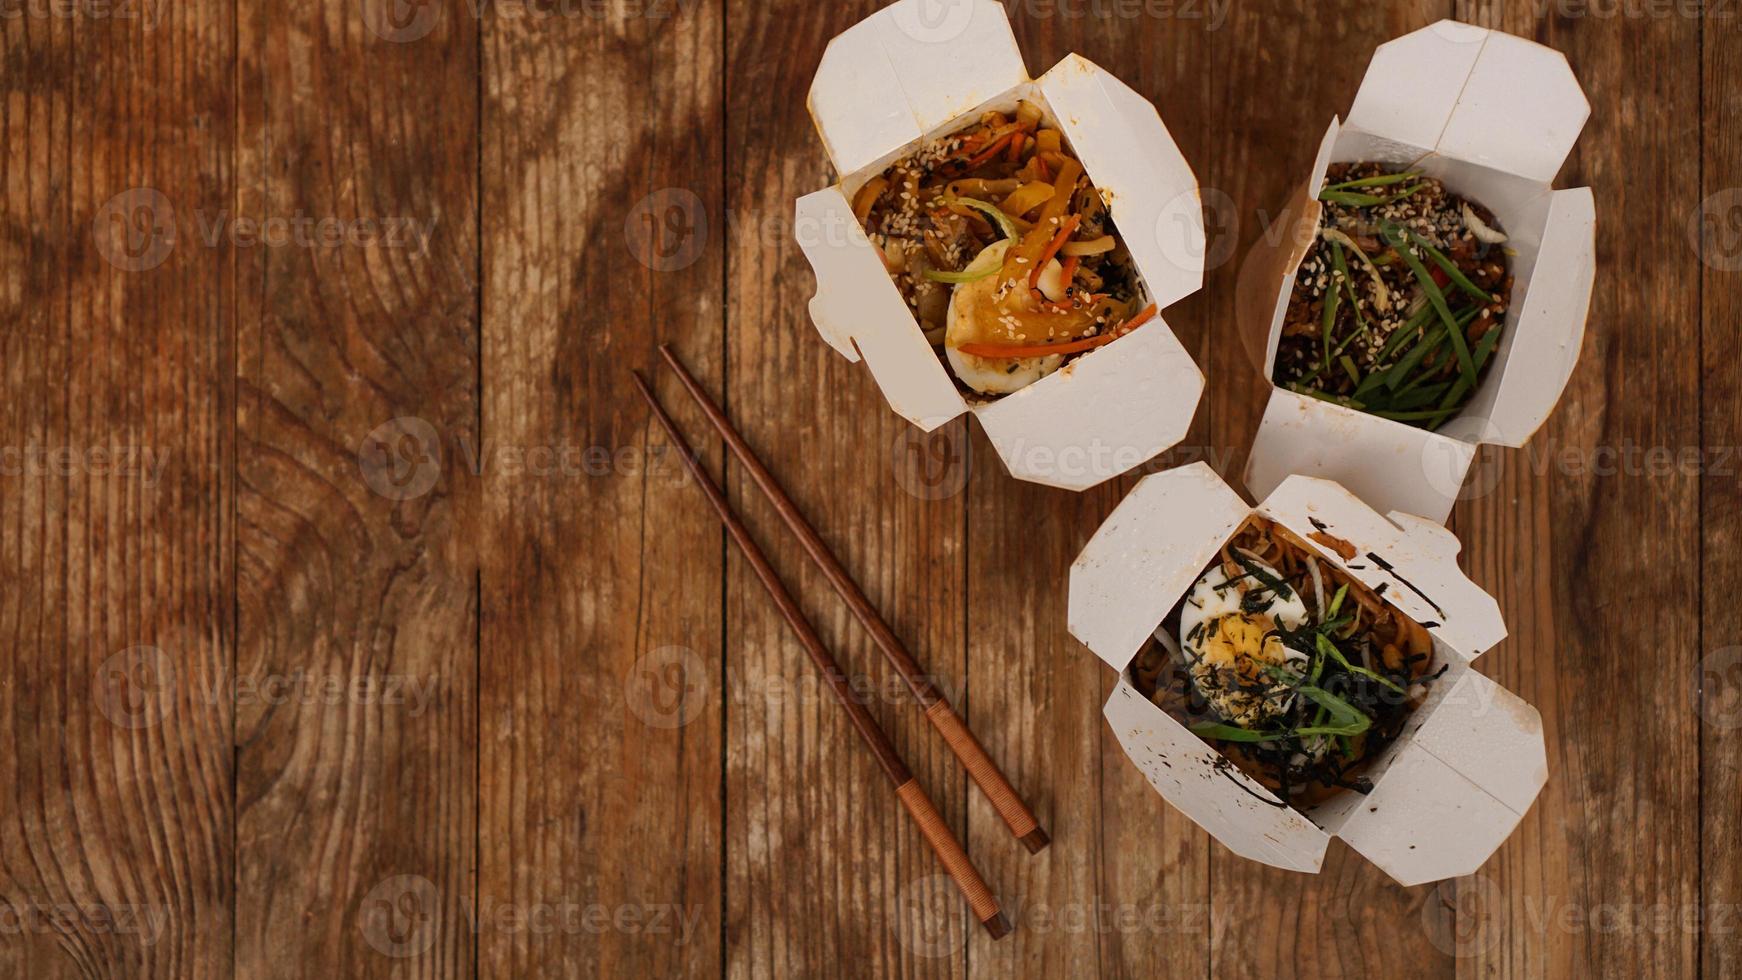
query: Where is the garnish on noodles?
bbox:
[854,100,1153,397]
[1275,163,1513,431]
[1131,517,1445,808]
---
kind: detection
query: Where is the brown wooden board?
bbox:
[1,3,235,977]
[233,0,479,976]
[478,0,726,975]
[1702,6,1742,980]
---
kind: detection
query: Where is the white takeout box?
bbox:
[796,0,1207,491]
[1238,21,1595,523]
[1068,462,1547,885]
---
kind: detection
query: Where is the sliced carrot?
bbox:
[956,302,1159,359]
[1059,254,1080,288]
[1118,302,1159,333]
[1028,214,1082,290]
[961,131,1017,170]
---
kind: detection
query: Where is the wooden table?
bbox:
[2,0,1736,976]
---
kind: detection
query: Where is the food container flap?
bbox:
[1038,55,1205,310]
[974,316,1204,491]
[806,0,1028,179]
[1068,463,1248,670]
[794,188,968,430]
[1459,187,1595,446]
[1244,390,1480,525]
[1104,680,1330,870]
[1337,670,1546,885]
[1255,475,1508,661]
[1347,22,1589,184]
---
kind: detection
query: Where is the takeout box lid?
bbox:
[807,0,1028,180]
[1346,21,1590,184]
[1069,463,1505,671]
[1239,22,1595,522]
[1070,464,1542,883]
[797,0,1207,491]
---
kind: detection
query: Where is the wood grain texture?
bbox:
[232,0,479,975]
[478,0,725,976]
[1701,6,1741,980]
[1,1,235,977]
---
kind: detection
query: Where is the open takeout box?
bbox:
[795,0,1207,491]
[1238,21,1595,524]
[1068,462,1546,885]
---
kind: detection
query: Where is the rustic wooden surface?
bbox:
[2,0,1738,976]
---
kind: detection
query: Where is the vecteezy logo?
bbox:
[362,0,440,42]
[890,420,970,501]
[888,0,976,44]
[358,417,442,501]
[1694,647,1742,731]
[93,187,176,272]
[623,188,707,273]
[1152,186,1233,278]
[624,646,709,729]
[1690,188,1742,273]
[359,875,440,958]
[95,646,178,730]
[1420,414,1508,506]
[890,874,970,958]
[1419,873,1502,958]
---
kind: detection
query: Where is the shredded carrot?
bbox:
[956,302,1158,359]
[1118,302,1159,333]
[1006,131,1025,162]
[961,131,1017,170]
[1059,254,1080,289]
[1028,214,1081,290]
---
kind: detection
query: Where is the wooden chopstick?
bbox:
[630,371,1012,940]
[657,344,1049,853]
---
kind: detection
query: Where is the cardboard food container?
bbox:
[1068,462,1546,885]
[795,0,1207,491]
[1238,21,1595,524]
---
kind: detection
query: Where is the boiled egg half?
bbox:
[1177,555,1312,729]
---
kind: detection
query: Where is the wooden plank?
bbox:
[1193,4,1455,978]
[722,2,972,976]
[0,2,235,977]
[1450,3,1703,979]
[231,1,478,976]
[476,0,725,976]
[1701,7,1741,979]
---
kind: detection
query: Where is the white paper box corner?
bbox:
[796,0,1207,491]
[1238,21,1595,524]
[1069,463,1545,885]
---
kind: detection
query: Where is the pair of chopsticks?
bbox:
[633,345,1048,940]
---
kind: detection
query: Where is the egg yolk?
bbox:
[1199,613,1291,683]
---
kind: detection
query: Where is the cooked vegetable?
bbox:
[1277,163,1513,431]
[858,101,1149,398]
[1132,516,1443,808]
